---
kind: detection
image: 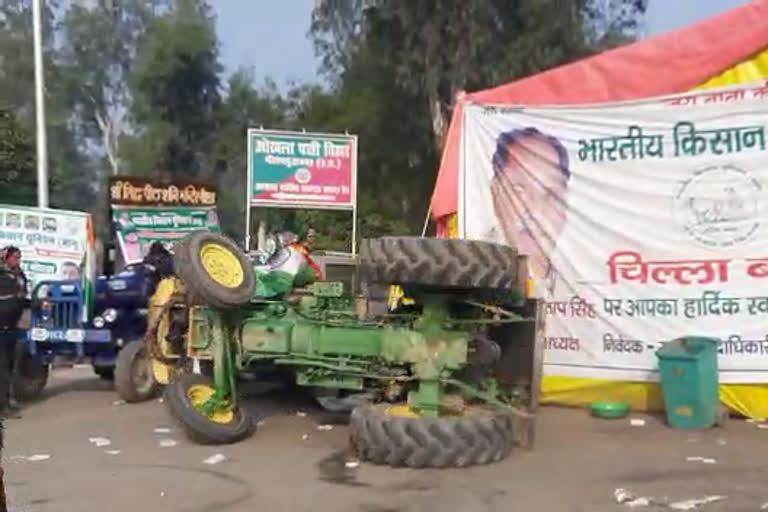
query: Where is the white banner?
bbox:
[0,205,91,293]
[459,81,768,383]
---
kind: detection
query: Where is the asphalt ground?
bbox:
[4,367,768,512]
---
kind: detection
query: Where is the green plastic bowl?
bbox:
[590,401,630,419]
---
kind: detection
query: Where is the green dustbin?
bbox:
[655,336,719,429]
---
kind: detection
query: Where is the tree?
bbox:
[60,0,171,176]
[0,0,94,211]
[210,70,290,240]
[122,0,222,181]
[312,0,647,150]
[0,109,35,206]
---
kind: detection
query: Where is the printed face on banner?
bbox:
[489,129,570,286]
[460,82,768,384]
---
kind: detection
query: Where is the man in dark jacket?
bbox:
[0,246,26,418]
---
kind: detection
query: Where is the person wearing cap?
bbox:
[0,247,27,418]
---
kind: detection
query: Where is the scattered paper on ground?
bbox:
[105,450,121,455]
[630,418,646,427]
[112,400,125,406]
[159,439,178,448]
[746,418,766,423]
[154,427,172,434]
[203,454,227,465]
[88,437,111,447]
[614,489,653,507]
[686,456,716,464]
[26,454,51,462]
[345,460,360,469]
[668,496,724,510]
[301,434,309,441]
[760,501,768,510]
[296,411,307,417]
[316,424,333,431]
[256,420,266,427]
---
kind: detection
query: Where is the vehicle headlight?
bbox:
[93,316,105,328]
[103,308,118,323]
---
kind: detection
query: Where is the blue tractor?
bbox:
[14,257,164,403]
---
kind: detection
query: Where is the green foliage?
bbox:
[0,109,35,205]
[123,0,222,180]
[0,0,647,258]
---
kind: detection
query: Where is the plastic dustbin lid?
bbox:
[656,336,719,358]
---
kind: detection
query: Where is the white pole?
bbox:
[33,0,49,208]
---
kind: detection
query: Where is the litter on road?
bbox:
[105,450,121,455]
[686,456,716,464]
[630,418,646,427]
[668,496,725,510]
[153,427,172,434]
[203,454,227,465]
[159,439,178,448]
[316,424,333,431]
[26,454,51,462]
[88,437,111,447]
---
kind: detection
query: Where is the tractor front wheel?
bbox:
[350,403,515,468]
[164,373,254,445]
[114,340,161,403]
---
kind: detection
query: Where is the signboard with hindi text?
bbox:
[109,176,220,265]
[458,80,768,384]
[246,128,359,253]
[111,206,220,265]
[0,205,94,295]
[247,129,357,209]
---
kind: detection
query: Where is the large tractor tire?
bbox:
[359,237,518,291]
[172,232,255,309]
[164,373,254,445]
[12,345,49,402]
[350,403,515,468]
[114,340,161,403]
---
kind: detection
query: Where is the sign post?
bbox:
[246,128,358,253]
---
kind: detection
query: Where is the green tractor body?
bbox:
[148,231,537,468]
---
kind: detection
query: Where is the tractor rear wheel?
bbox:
[359,237,518,291]
[115,340,161,403]
[164,373,254,445]
[350,403,515,468]
[172,232,255,309]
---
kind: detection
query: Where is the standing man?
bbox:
[0,247,27,418]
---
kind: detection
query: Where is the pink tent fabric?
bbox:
[430,0,768,224]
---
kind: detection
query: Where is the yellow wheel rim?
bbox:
[385,404,421,418]
[187,384,235,424]
[199,243,244,288]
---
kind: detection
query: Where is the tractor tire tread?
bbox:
[172,232,255,310]
[359,237,518,291]
[350,404,514,468]
[164,373,255,445]
[114,340,161,403]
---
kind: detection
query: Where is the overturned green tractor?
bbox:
[147,231,537,468]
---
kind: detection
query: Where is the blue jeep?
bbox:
[14,262,161,402]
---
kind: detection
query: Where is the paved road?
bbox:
[4,367,768,512]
